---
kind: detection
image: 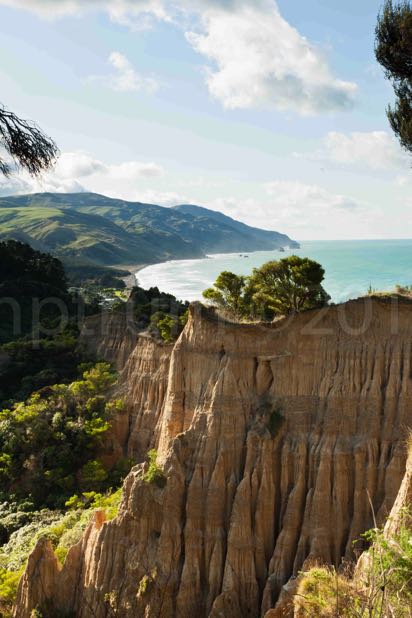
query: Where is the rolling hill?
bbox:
[0,192,298,269]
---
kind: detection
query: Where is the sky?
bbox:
[0,0,410,240]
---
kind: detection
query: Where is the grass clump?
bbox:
[295,509,412,617]
[294,567,359,617]
[143,450,166,488]
[137,568,158,599]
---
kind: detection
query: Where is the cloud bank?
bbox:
[186,3,356,114]
[1,0,357,114]
[0,152,164,199]
[296,131,409,171]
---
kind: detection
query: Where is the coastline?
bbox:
[131,240,412,305]
[117,263,152,289]
[117,243,300,292]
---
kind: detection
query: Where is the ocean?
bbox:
[136,239,412,304]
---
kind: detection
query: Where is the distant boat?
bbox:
[279,247,285,252]
[244,255,249,258]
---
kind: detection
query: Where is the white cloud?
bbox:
[1,0,356,114]
[89,52,160,93]
[0,0,238,28]
[134,189,190,206]
[265,180,359,212]
[0,0,170,27]
[53,152,106,178]
[200,181,367,240]
[186,2,357,114]
[0,175,32,197]
[0,151,164,199]
[298,131,410,171]
[54,152,163,181]
[260,180,380,239]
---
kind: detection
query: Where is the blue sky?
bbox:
[0,0,410,240]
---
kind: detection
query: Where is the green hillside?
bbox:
[0,192,298,268]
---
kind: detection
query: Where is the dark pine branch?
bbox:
[0,103,59,177]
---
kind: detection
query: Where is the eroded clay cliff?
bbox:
[14,297,412,617]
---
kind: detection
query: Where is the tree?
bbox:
[0,103,58,176]
[203,271,247,319]
[203,257,329,321]
[375,1,412,154]
[249,256,329,318]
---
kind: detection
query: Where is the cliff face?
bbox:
[80,312,139,370]
[14,298,412,617]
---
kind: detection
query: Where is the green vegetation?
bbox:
[203,271,248,320]
[0,362,123,508]
[0,192,297,268]
[127,285,189,343]
[203,256,329,320]
[137,568,158,599]
[143,449,166,488]
[0,239,72,344]
[0,488,122,616]
[64,262,128,288]
[149,311,188,343]
[396,283,412,295]
[0,329,94,406]
[0,240,131,408]
[295,509,412,617]
[375,1,412,155]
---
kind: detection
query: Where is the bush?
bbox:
[143,450,166,488]
[295,509,412,617]
[127,286,189,339]
[149,311,188,343]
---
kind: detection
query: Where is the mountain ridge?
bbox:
[0,192,298,269]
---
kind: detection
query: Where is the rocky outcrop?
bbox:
[14,538,60,617]
[15,297,412,617]
[80,311,139,370]
[121,333,172,460]
[383,441,412,536]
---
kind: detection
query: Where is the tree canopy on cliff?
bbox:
[375,0,412,154]
[249,256,329,319]
[203,256,329,320]
[203,271,248,320]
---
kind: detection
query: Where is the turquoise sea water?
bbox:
[136,239,412,304]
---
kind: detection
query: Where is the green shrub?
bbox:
[0,567,24,616]
[296,509,412,617]
[143,450,166,488]
[149,311,187,343]
[137,568,157,599]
